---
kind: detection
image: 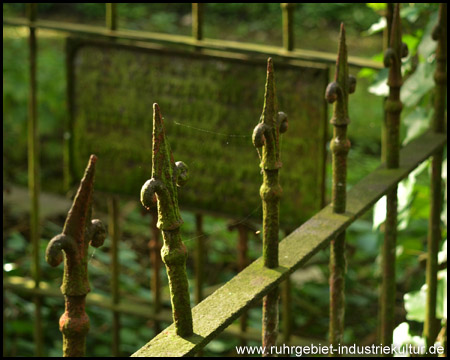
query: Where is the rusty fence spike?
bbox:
[45,155,106,357]
[253,58,287,355]
[383,2,408,167]
[140,103,193,337]
[380,3,407,349]
[325,23,356,351]
[148,207,162,334]
[424,3,447,349]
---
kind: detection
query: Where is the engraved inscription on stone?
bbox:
[69,39,327,227]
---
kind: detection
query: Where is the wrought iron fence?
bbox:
[3,3,447,357]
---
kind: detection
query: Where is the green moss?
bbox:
[67,38,328,228]
[131,131,445,356]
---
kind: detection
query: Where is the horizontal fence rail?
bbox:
[132,130,446,357]
[2,17,383,70]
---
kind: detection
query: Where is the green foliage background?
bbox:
[3,3,446,357]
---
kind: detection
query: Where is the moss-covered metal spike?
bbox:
[325,23,356,351]
[252,58,288,171]
[325,23,356,214]
[430,2,447,134]
[45,155,106,357]
[141,103,188,230]
[384,3,408,91]
[253,58,287,354]
[140,103,193,337]
[252,58,288,269]
[325,23,356,128]
[380,3,407,349]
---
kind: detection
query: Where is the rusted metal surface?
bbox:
[281,3,295,51]
[281,277,292,343]
[228,221,256,347]
[45,155,106,357]
[194,213,204,305]
[140,103,193,337]
[133,131,446,357]
[425,3,447,349]
[325,23,356,351]
[252,58,288,354]
[108,197,120,356]
[380,3,408,349]
[149,207,162,334]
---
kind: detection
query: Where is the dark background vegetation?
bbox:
[3,3,445,357]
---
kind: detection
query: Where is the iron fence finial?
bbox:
[140,103,193,337]
[252,58,288,353]
[326,23,356,349]
[45,155,106,357]
[384,4,408,90]
[252,58,288,172]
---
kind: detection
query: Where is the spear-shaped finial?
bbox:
[141,103,189,230]
[382,3,408,170]
[430,3,447,133]
[140,104,193,337]
[252,59,288,354]
[325,23,356,351]
[45,155,106,357]
[252,58,288,171]
[325,23,357,127]
[380,3,408,350]
[384,4,408,90]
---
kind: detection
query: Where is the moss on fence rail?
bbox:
[132,131,446,357]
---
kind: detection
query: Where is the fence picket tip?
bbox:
[140,103,193,337]
[45,156,106,357]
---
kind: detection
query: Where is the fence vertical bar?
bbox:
[45,155,106,357]
[381,3,394,163]
[281,277,292,343]
[280,5,295,343]
[325,23,356,351]
[108,197,120,356]
[252,58,288,355]
[141,103,193,337]
[192,3,203,41]
[424,3,447,349]
[378,5,394,342]
[380,4,407,351]
[194,213,204,305]
[106,3,117,31]
[195,213,204,357]
[26,3,43,356]
[228,221,252,347]
[237,224,250,346]
[149,208,162,334]
[105,5,120,354]
[281,3,295,51]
